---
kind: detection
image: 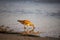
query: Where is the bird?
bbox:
[17,20,35,33]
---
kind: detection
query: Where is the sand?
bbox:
[0,33,60,40]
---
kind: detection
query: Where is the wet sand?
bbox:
[0,33,60,40]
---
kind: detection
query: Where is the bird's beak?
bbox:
[17,20,20,22]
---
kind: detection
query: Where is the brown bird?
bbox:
[17,20,35,32]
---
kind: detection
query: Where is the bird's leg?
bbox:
[32,26,35,31]
[26,25,28,33]
[26,25,30,34]
[24,25,26,32]
[24,25,29,34]
[29,25,35,33]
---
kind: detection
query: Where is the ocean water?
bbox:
[0,1,60,38]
